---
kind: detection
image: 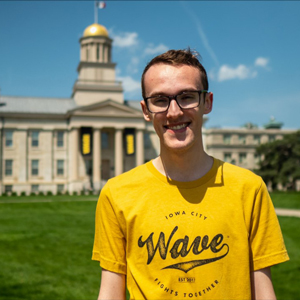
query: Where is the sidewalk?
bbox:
[275,208,300,218]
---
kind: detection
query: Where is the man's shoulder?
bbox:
[106,162,151,187]
[216,159,263,187]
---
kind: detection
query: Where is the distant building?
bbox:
[204,120,295,171]
[0,23,297,195]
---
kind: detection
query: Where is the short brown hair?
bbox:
[141,48,208,98]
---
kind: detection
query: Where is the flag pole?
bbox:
[94,1,98,24]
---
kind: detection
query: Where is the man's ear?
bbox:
[204,92,213,114]
[140,101,152,122]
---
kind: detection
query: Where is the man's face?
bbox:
[141,63,213,154]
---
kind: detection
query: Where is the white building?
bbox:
[204,121,296,171]
[0,23,158,195]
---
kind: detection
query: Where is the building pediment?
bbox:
[69,99,143,118]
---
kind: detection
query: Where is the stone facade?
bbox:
[0,101,158,195]
[204,126,296,171]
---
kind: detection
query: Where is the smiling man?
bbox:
[92,49,289,300]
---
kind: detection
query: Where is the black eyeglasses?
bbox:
[144,90,208,113]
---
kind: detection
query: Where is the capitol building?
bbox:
[0,22,296,195]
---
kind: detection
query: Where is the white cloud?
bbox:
[112,32,138,48]
[117,75,140,93]
[211,57,270,82]
[144,44,168,56]
[217,64,257,82]
[255,57,269,68]
[255,57,268,67]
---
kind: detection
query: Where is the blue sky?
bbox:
[0,1,299,129]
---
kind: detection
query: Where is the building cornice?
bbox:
[77,61,116,72]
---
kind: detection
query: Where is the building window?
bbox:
[96,44,100,61]
[269,135,276,142]
[57,131,64,147]
[31,160,39,176]
[239,135,246,144]
[239,153,247,164]
[102,45,105,61]
[254,135,260,145]
[57,184,64,193]
[86,48,89,61]
[101,132,109,149]
[32,131,39,147]
[223,134,231,144]
[254,153,261,164]
[31,185,39,193]
[57,160,64,176]
[4,185,13,193]
[5,159,13,176]
[144,133,152,149]
[224,153,232,163]
[5,131,13,147]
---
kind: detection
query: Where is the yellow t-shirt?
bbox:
[92,158,289,299]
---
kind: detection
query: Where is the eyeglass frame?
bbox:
[143,90,208,114]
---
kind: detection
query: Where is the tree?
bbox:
[255,131,300,191]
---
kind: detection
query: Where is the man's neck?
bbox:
[153,148,213,182]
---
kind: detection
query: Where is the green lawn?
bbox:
[270,191,300,209]
[0,193,299,299]
[273,217,300,300]
[0,198,100,300]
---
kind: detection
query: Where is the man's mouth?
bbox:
[165,123,190,130]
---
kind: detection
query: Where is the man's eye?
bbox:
[153,97,168,105]
[180,93,195,101]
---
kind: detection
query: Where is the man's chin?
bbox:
[162,140,193,154]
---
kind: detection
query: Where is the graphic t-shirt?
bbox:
[92,158,289,299]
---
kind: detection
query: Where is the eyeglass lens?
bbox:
[147,91,202,113]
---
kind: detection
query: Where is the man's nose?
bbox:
[167,98,183,117]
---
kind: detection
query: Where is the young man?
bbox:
[92,49,289,299]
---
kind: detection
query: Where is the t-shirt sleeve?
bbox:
[92,183,127,275]
[249,180,289,271]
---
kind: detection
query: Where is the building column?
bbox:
[93,128,101,191]
[136,129,144,166]
[69,128,79,182]
[104,45,108,62]
[114,128,123,176]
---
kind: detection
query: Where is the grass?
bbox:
[270,191,300,209]
[0,198,100,300]
[273,216,300,300]
[0,193,299,299]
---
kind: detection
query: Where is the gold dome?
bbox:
[83,23,109,37]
